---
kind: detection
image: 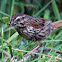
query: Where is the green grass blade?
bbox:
[8,45,13,57]
[54,45,62,54]
[51,0,61,20]
[0,24,8,32]
[0,11,10,17]
[42,40,62,43]
[8,0,12,15]
[3,32,19,46]
[20,2,24,14]
[1,0,7,12]
[11,0,15,16]
[1,28,4,62]
[7,32,19,43]
[33,1,51,17]
[38,47,43,62]
[43,9,50,19]
[31,59,38,62]
[55,31,62,39]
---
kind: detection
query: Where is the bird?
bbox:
[8,13,62,57]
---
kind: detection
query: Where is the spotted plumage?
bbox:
[8,13,61,41]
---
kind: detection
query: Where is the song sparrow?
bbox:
[8,13,62,41]
[8,13,62,60]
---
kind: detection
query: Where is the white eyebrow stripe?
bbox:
[14,15,26,21]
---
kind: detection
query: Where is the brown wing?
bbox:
[29,17,51,29]
[23,16,52,41]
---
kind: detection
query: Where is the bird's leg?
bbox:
[24,41,42,57]
[21,41,42,62]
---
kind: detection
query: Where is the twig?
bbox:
[0,37,11,45]
[0,49,11,58]
[38,47,62,54]
[0,46,62,62]
[20,46,62,62]
[0,46,62,61]
[24,44,40,57]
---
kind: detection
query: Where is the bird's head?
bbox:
[8,13,27,28]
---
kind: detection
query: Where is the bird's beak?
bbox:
[10,20,14,26]
[7,20,14,26]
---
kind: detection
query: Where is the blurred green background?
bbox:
[0,0,62,62]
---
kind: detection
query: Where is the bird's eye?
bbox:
[16,19,20,21]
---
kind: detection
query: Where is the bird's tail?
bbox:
[51,20,62,28]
